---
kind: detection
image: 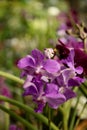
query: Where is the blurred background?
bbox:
[1,0,87,73]
[0,0,87,130]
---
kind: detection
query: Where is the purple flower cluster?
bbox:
[17,47,84,112]
[56,36,87,76]
[56,8,87,76]
[56,9,87,76]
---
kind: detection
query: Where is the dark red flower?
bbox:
[56,40,70,59]
[75,49,87,75]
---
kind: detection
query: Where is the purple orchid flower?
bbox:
[56,37,83,60]
[54,68,77,100]
[66,36,84,49]
[75,49,87,75]
[56,42,83,76]
[62,49,83,75]
[61,49,84,84]
[17,47,84,113]
[23,76,66,113]
[45,83,66,109]
[17,49,60,77]
[23,68,79,112]
[56,38,87,76]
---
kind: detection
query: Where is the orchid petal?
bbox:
[17,55,35,69]
[43,59,60,74]
[64,88,76,100]
[31,49,44,65]
[46,93,66,109]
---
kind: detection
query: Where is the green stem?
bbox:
[0,105,37,130]
[69,96,79,130]
[63,101,71,130]
[58,106,64,115]
[4,102,10,130]
[80,84,87,97]
[48,107,51,130]
[83,38,87,53]
[0,71,24,85]
[63,111,68,130]
[0,96,59,130]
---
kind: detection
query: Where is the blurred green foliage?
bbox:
[0,0,67,72]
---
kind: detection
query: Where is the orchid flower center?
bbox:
[59,87,65,94]
[44,48,55,59]
[36,65,43,74]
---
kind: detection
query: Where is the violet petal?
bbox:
[43,59,60,73]
[17,55,35,69]
[64,88,76,100]
[31,49,44,65]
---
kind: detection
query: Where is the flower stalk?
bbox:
[4,102,10,130]
[63,101,71,130]
[0,96,59,130]
[0,71,24,85]
[48,106,51,130]
[69,96,79,130]
[0,105,37,130]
